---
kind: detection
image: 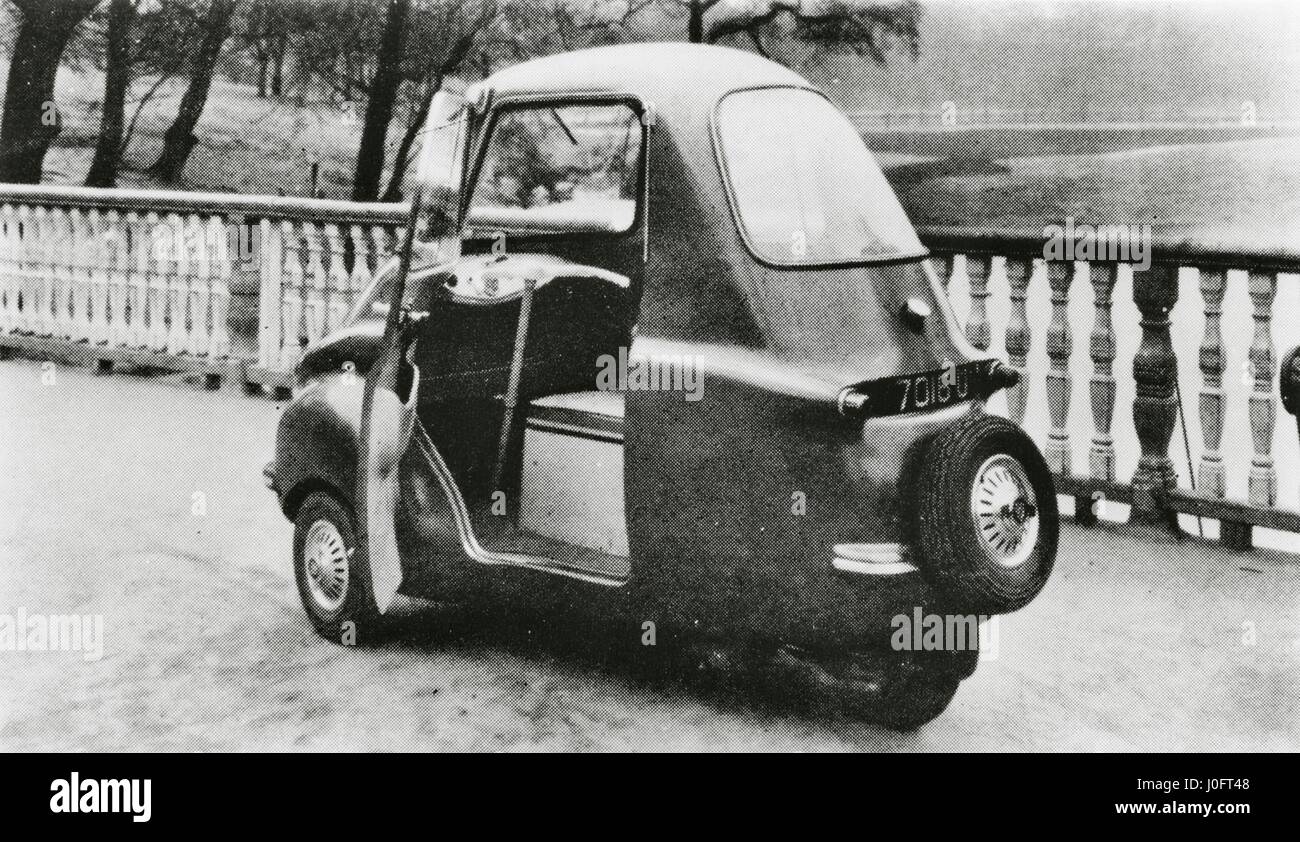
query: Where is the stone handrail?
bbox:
[919,224,1300,549]
[0,184,406,390]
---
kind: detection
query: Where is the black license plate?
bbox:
[851,359,999,417]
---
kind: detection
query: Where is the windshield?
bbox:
[716,88,924,265]
[465,102,642,234]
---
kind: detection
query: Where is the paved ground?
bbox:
[1,360,1297,751]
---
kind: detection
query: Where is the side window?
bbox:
[465,103,642,234]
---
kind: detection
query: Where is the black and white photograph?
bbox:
[0,0,1295,793]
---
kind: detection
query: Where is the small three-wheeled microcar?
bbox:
[266,44,1058,729]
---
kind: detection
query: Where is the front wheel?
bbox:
[292,491,381,644]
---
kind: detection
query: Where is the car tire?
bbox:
[909,412,1058,615]
[292,491,381,645]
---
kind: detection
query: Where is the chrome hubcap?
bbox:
[303,519,349,613]
[971,454,1038,568]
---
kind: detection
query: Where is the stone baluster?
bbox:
[27,206,41,334]
[7,204,21,334]
[29,206,45,335]
[61,207,80,340]
[35,207,55,336]
[145,211,168,350]
[279,220,304,370]
[33,205,48,334]
[1003,257,1033,424]
[127,211,150,348]
[72,208,90,341]
[78,212,92,342]
[186,214,208,356]
[257,219,281,371]
[75,209,95,341]
[87,210,109,344]
[166,213,188,354]
[348,223,373,298]
[6,204,21,334]
[303,221,327,347]
[1044,260,1075,475]
[116,211,133,346]
[1196,268,1227,499]
[1085,262,1119,521]
[372,225,392,268]
[207,214,231,359]
[105,210,127,346]
[1130,263,1180,526]
[10,204,24,333]
[57,207,73,338]
[1196,268,1243,546]
[28,208,44,335]
[47,208,61,338]
[964,254,991,351]
[930,254,953,294]
[56,208,74,339]
[0,204,14,334]
[1247,270,1278,524]
[16,205,32,333]
[51,207,73,340]
[72,209,89,341]
[325,223,350,334]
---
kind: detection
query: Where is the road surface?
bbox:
[1,360,1296,751]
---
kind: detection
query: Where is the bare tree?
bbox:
[379,29,478,202]
[705,0,921,64]
[67,0,204,177]
[684,0,714,42]
[649,0,919,64]
[350,0,409,201]
[0,0,101,184]
[242,0,278,97]
[85,0,134,187]
[151,0,238,182]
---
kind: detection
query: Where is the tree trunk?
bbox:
[380,29,475,203]
[381,79,439,203]
[151,0,237,183]
[86,0,135,188]
[271,36,285,96]
[688,0,705,43]
[0,0,100,184]
[351,0,409,202]
[256,49,269,98]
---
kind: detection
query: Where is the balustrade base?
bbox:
[1220,522,1253,551]
[0,332,242,392]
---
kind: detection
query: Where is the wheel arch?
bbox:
[281,476,351,520]
[273,377,362,519]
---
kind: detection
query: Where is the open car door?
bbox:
[356,91,466,613]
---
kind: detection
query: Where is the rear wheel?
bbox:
[910,413,1057,614]
[293,491,380,644]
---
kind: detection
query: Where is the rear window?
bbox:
[716,88,924,265]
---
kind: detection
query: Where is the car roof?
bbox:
[483,43,812,103]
